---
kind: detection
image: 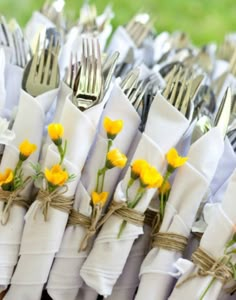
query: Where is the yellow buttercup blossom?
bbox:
[140,166,163,189]
[19,140,37,160]
[0,168,14,186]
[48,123,64,145]
[131,159,149,179]
[106,149,127,169]
[91,191,109,207]
[159,181,171,195]
[104,117,123,139]
[166,148,188,170]
[45,164,68,187]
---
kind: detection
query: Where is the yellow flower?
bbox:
[104,117,123,139]
[166,148,188,171]
[0,168,14,186]
[91,191,109,207]
[106,149,127,169]
[131,159,149,179]
[140,166,163,189]
[45,164,68,187]
[159,181,171,195]
[19,139,37,160]
[48,123,64,145]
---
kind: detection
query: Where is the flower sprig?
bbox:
[0,139,37,192]
[159,148,188,221]
[95,117,127,198]
[32,123,74,194]
[118,159,163,238]
[48,123,67,165]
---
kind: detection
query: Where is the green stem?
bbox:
[199,277,216,300]
[98,139,113,193]
[14,160,23,177]
[159,171,171,221]
[126,178,134,200]
[117,220,127,239]
[58,140,67,165]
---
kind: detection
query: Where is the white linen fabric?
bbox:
[168,169,236,300]
[4,96,105,300]
[80,92,190,297]
[135,128,224,300]
[0,88,58,292]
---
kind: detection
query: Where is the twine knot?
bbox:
[0,177,31,225]
[36,186,73,221]
[177,248,234,289]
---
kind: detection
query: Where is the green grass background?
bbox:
[0,0,236,45]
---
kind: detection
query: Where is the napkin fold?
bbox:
[168,169,236,300]
[4,96,105,300]
[0,88,58,292]
[135,128,224,300]
[80,93,190,297]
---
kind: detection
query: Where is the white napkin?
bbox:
[210,138,236,202]
[24,11,55,48]
[46,81,141,300]
[4,96,105,300]
[106,224,151,300]
[4,64,23,115]
[168,169,236,300]
[107,26,136,64]
[0,49,6,110]
[0,88,58,292]
[80,92,190,297]
[135,128,224,300]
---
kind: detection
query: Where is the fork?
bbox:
[12,25,31,68]
[163,66,194,119]
[22,36,60,97]
[126,13,152,48]
[72,38,103,110]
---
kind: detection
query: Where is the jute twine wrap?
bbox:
[0,177,31,225]
[79,200,145,252]
[177,247,236,294]
[68,209,91,228]
[36,186,73,221]
[152,232,188,252]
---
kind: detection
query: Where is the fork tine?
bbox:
[169,67,182,105]
[42,37,53,85]
[163,65,177,98]
[12,31,19,66]
[133,81,149,109]
[129,80,144,104]
[174,69,188,110]
[96,38,102,93]
[180,77,193,116]
[28,35,40,79]
[1,16,10,47]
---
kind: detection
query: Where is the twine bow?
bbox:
[0,177,31,225]
[177,247,234,288]
[36,186,73,221]
[79,200,145,252]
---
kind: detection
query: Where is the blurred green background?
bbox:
[0,0,236,45]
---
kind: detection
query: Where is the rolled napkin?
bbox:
[80,92,190,297]
[0,88,58,292]
[106,223,152,300]
[46,81,141,300]
[4,96,105,300]
[168,169,236,300]
[135,127,224,300]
